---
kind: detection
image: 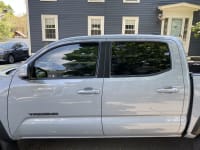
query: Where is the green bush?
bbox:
[0,21,13,41]
[0,1,14,41]
[192,22,200,38]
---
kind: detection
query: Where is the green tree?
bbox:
[0,1,13,14]
[192,22,200,38]
[0,1,14,41]
[0,21,13,41]
[62,44,98,76]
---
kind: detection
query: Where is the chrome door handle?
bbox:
[157,87,179,94]
[77,88,100,95]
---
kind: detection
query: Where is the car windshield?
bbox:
[0,42,15,50]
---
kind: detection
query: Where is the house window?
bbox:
[88,16,104,36]
[88,0,105,2]
[123,0,140,3]
[41,15,58,41]
[122,17,139,34]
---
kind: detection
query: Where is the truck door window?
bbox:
[33,43,99,79]
[111,41,171,76]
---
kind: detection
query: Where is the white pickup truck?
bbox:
[0,35,200,149]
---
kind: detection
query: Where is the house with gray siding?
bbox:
[27,0,200,56]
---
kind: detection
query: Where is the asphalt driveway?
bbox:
[18,138,200,150]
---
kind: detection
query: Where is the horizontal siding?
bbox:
[29,0,200,55]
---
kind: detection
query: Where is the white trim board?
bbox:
[88,0,105,2]
[25,0,31,54]
[159,2,200,11]
[123,0,140,3]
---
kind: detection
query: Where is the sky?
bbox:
[1,0,26,16]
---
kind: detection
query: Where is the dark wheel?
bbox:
[8,55,15,64]
[0,140,19,150]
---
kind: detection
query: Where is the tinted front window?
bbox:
[21,42,28,48]
[15,43,23,49]
[34,43,99,79]
[111,42,171,76]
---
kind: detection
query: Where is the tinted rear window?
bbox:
[0,42,15,49]
[111,41,171,76]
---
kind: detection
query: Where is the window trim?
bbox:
[88,16,104,36]
[30,42,101,80]
[40,0,57,1]
[109,41,172,78]
[122,16,139,34]
[88,0,105,2]
[123,0,140,3]
[41,14,59,41]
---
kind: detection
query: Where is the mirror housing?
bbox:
[18,64,29,79]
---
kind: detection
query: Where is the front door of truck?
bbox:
[102,40,185,136]
[8,42,103,138]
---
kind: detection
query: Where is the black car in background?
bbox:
[0,41,29,64]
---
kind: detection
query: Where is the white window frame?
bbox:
[88,0,105,2]
[123,0,140,3]
[88,16,104,36]
[41,15,59,41]
[40,0,57,1]
[122,16,139,34]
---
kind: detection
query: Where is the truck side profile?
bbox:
[0,35,200,149]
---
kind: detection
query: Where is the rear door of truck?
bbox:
[102,39,185,137]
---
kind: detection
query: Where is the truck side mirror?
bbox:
[18,64,29,79]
